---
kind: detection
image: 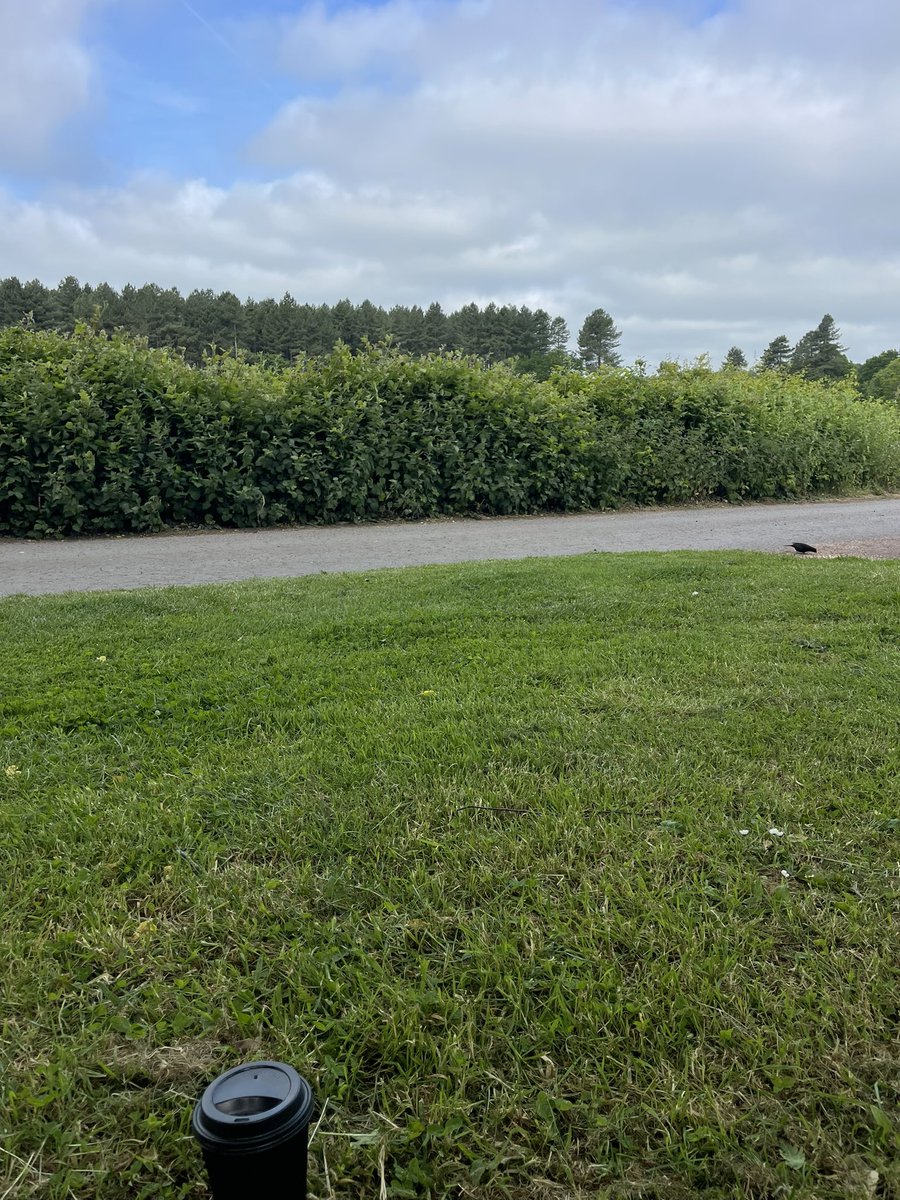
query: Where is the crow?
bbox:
[787,542,817,554]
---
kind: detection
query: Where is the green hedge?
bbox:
[1,325,898,538]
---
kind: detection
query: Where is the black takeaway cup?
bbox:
[191,1061,315,1199]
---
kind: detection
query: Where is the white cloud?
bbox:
[242,0,900,359]
[0,0,104,168]
[268,0,428,79]
[1,0,899,365]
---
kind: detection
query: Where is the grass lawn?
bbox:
[1,551,898,1200]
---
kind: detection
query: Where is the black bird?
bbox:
[787,542,817,554]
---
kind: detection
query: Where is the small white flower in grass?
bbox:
[738,829,750,836]
[768,827,784,837]
[4,764,21,778]
[691,591,700,597]
[781,869,791,878]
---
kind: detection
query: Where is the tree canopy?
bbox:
[857,349,899,396]
[577,307,622,368]
[867,357,900,404]
[758,335,792,372]
[2,277,894,389]
[789,314,851,382]
[0,275,571,369]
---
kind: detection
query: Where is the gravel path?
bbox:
[2,496,898,597]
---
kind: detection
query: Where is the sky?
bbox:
[0,0,898,366]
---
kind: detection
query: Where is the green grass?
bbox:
[1,552,898,1200]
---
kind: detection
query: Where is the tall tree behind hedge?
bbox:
[578,307,622,368]
[422,301,451,351]
[867,357,900,403]
[0,276,26,326]
[857,349,898,396]
[21,280,53,328]
[549,315,570,353]
[789,314,851,381]
[49,276,85,330]
[182,288,244,359]
[357,299,390,345]
[758,335,792,371]
[390,305,428,354]
[75,282,124,331]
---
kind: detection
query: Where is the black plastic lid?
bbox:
[192,1062,315,1154]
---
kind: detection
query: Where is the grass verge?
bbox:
[1,552,898,1199]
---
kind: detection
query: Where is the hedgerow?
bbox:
[1,326,898,537]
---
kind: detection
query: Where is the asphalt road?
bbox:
[1,497,898,597]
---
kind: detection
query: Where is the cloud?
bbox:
[1,0,899,365]
[0,0,104,169]
[252,0,900,212]
[265,0,429,81]
[2,167,897,365]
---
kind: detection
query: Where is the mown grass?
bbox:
[1,552,898,1200]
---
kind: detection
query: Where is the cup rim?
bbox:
[192,1061,315,1153]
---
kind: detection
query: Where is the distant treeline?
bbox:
[0,275,574,375]
[1,276,898,398]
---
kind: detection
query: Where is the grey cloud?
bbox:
[2,169,896,367]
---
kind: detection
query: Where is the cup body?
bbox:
[192,1061,314,1200]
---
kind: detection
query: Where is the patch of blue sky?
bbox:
[80,0,432,187]
[0,176,46,203]
[74,0,333,186]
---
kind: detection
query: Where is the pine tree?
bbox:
[284,301,324,357]
[49,276,84,331]
[0,276,26,326]
[758,335,792,372]
[149,287,187,349]
[276,293,302,359]
[530,308,551,356]
[213,291,244,353]
[332,299,361,350]
[184,288,218,359]
[87,283,123,331]
[386,305,412,352]
[723,346,747,369]
[392,305,428,355]
[482,302,513,362]
[20,279,53,328]
[314,304,337,355]
[789,314,851,381]
[245,298,281,357]
[357,300,389,345]
[448,303,481,356]
[549,316,570,353]
[578,308,622,368]
[119,283,148,337]
[421,302,450,352]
